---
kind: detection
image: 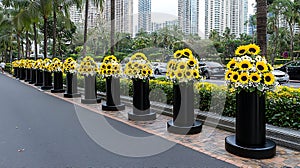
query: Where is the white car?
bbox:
[152,62,167,75]
[272,69,289,84]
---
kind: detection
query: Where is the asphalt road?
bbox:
[0,73,236,168]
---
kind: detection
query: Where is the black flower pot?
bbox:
[128,79,156,121]
[41,71,53,90]
[51,71,65,93]
[13,67,17,77]
[167,82,202,135]
[25,69,31,82]
[225,90,276,159]
[64,73,81,98]
[81,75,101,104]
[102,77,125,111]
[19,68,26,80]
[29,69,36,84]
[34,70,43,86]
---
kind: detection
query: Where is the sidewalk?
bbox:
[9,73,300,168]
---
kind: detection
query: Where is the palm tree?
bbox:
[256,0,268,56]
[82,0,104,57]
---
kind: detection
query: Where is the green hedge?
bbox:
[65,75,300,130]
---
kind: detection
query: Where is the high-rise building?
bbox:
[138,0,151,32]
[178,0,199,35]
[205,0,248,38]
[69,5,82,25]
[104,0,134,35]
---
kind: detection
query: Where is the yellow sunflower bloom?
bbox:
[106,63,112,70]
[174,50,183,58]
[225,70,233,81]
[167,60,177,69]
[175,69,184,80]
[187,58,197,67]
[185,70,193,79]
[182,48,193,58]
[238,59,252,71]
[256,61,268,72]
[230,71,239,83]
[177,62,187,70]
[131,53,147,60]
[239,72,249,85]
[192,69,200,79]
[235,45,248,56]
[249,73,261,83]
[264,73,275,85]
[226,59,237,69]
[247,44,260,55]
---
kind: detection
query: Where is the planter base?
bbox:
[51,89,65,93]
[102,103,125,111]
[128,111,156,121]
[225,135,276,159]
[34,83,43,86]
[81,97,101,104]
[29,81,35,84]
[167,120,202,135]
[64,93,81,98]
[41,86,53,90]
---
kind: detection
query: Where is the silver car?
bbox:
[152,62,167,75]
[272,69,289,84]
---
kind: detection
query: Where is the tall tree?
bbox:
[256,0,268,56]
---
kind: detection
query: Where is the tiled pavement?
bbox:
[9,74,300,168]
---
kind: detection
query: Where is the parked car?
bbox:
[199,61,225,79]
[275,61,300,80]
[272,69,289,84]
[152,62,167,75]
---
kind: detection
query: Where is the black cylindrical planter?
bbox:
[51,71,65,93]
[25,69,31,82]
[29,69,36,84]
[13,67,17,77]
[167,83,202,135]
[128,79,156,121]
[225,90,276,159]
[102,77,125,111]
[81,75,101,104]
[19,68,26,80]
[34,70,43,86]
[64,73,81,98]
[41,71,53,90]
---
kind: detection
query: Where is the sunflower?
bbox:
[192,69,200,79]
[247,44,260,55]
[256,61,268,72]
[174,50,183,58]
[238,59,252,71]
[227,59,237,69]
[177,62,187,70]
[230,71,239,83]
[250,73,261,83]
[187,58,197,67]
[142,69,148,76]
[225,70,233,81]
[175,69,184,80]
[235,45,248,56]
[100,63,107,69]
[264,73,275,85]
[131,53,147,60]
[185,70,193,79]
[167,60,177,69]
[239,72,249,85]
[182,48,193,58]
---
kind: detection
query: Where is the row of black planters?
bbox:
[13,67,276,159]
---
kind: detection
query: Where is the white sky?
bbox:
[132,0,256,36]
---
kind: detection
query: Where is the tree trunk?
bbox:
[17,33,21,60]
[289,24,294,60]
[26,31,30,58]
[256,0,268,57]
[53,0,57,59]
[82,0,89,58]
[34,23,38,60]
[44,16,48,59]
[110,0,115,55]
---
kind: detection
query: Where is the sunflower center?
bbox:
[233,75,238,80]
[176,53,181,57]
[252,76,258,81]
[239,49,245,54]
[107,65,112,69]
[241,76,248,81]
[257,65,264,71]
[184,52,190,56]
[186,71,191,76]
[180,65,185,69]
[230,63,235,68]
[189,61,194,65]
[178,73,183,77]
[227,73,232,78]
[241,63,249,69]
[265,76,271,82]
[249,48,256,53]
[193,72,197,76]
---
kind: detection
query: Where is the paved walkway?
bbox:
[2,73,300,167]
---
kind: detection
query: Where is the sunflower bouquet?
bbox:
[124,53,153,80]
[49,58,63,72]
[38,58,52,72]
[225,44,276,93]
[25,60,35,69]
[98,55,122,78]
[63,57,77,74]
[18,59,27,68]
[12,60,20,68]
[77,56,98,76]
[166,48,201,83]
[33,59,43,70]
